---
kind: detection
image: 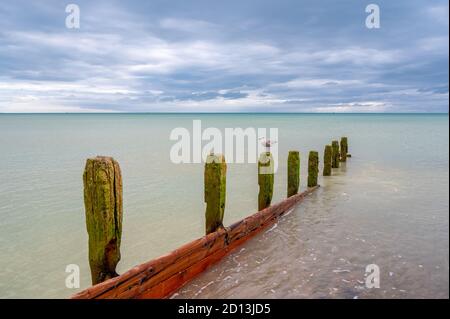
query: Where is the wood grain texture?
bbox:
[83,156,122,285]
[71,186,319,299]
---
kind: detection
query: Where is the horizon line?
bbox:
[0,112,448,115]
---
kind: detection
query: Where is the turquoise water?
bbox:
[0,114,448,298]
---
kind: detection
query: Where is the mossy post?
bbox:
[258,152,274,210]
[331,140,340,168]
[83,156,123,285]
[204,154,227,235]
[340,137,348,162]
[287,151,300,197]
[307,151,319,187]
[323,145,332,176]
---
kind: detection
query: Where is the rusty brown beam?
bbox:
[71,185,319,299]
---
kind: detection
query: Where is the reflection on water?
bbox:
[0,114,448,298]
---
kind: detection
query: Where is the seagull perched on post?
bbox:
[259,137,277,152]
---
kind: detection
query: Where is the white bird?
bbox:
[259,137,277,150]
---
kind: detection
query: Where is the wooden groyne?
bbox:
[71,186,317,299]
[83,157,123,285]
[72,137,349,299]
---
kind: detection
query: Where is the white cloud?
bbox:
[0,81,137,95]
[0,1,447,113]
[285,47,402,66]
[315,101,388,113]
[6,31,123,56]
[417,36,449,55]
[159,18,218,33]
[0,100,119,113]
[427,5,449,27]
[276,78,363,89]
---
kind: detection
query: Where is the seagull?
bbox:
[259,137,277,151]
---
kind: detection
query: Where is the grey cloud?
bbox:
[0,0,448,112]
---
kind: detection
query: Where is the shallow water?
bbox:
[0,114,448,298]
[175,163,449,298]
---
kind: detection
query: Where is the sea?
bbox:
[0,113,448,298]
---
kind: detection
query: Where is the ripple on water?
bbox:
[175,164,449,299]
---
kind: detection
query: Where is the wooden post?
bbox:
[331,140,340,168]
[340,137,348,162]
[83,156,123,285]
[258,152,274,210]
[287,151,300,197]
[323,145,332,176]
[308,151,319,187]
[204,154,227,235]
[72,186,320,300]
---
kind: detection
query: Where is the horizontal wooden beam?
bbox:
[71,185,319,299]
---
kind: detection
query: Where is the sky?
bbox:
[0,0,448,113]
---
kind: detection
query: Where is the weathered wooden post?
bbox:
[340,137,348,162]
[308,151,319,187]
[258,152,274,210]
[204,154,227,235]
[83,156,123,285]
[323,145,332,176]
[287,151,300,197]
[331,140,340,168]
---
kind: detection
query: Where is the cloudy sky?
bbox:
[0,0,448,112]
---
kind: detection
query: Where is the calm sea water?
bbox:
[0,114,448,298]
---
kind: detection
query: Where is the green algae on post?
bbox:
[204,154,227,235]
[308,151,319,187]
[323,145,332,176]
[83,156,123,285]
[340,137,348,162]
[258,152,274,210]
[287,151,300,198]
[331,140,340,168]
